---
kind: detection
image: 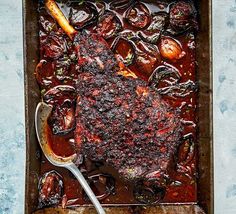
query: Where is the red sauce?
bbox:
[38,0,198,207]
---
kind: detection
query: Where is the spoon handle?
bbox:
[66,163,106,214]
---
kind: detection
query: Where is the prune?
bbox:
[41,32,67,59]
[139,12,169,44]
[35,60,60,89]
[126,3,151,29]
[43,85,77,135]
[96,11,122,39]
[83,174,115,201]
[110,0,134,10]
[134,40,161,76]
[149,65,181,88]
[69,2,98,30]
[112,37,135,66]
[133,182,165,204]
[38,171,63,208]
[150,66,197,98]
[169,1,198,34]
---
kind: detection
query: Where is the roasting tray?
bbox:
[23,0,213,213]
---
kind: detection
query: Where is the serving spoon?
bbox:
[35,102,106,214]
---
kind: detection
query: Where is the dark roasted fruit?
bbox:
[43,85,77,135]
[169,1,198,33]
[69,2,98,30]
[110,0,134,10]
[83,174,115,201]
[35,56,79,89]
[96,11,122,39]
[139,12,169,44]
[134,182,165,204]
[112,37,135,66]
[38,171,63,208]
[41,32,67,59]
[125,3,151,29]
[35,60,59,89]
[150,65,197,98]
[134,40,161,75]
[149,65,180,88]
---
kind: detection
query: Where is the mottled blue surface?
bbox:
[0,0,25,214]
[0,0,236,213]
[213,0,236,213]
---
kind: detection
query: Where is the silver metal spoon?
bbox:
[35,102,106,214]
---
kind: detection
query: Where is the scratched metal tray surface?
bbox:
[23,0,213,213]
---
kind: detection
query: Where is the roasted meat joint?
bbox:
[36,0,198,208]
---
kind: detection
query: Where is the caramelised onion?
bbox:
[69,2,98,30]
[169,1,198,34]
[83,174,115,201]
[96,11,122,39]
[134,40,161,76]
[38,171,64,208]
[43,85,77,135]
[112,37,135,66]
[139,12,169,44]
[125,3,151,29]
[159,37,186,60]
[133,182,165,204]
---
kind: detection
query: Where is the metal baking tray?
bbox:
[23,0,213,213]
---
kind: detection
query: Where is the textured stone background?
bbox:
[0,0,236,213]
[213,1,236,214]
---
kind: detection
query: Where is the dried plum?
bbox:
[38,171,63,208]
[133,182,165,204]
[169,1,198,34]
[125,3,151,29]
[150,66,197,98]
[96,11,122,39]
[149,65,181,88]
[138,12,169,44]
[41,32,67,59]
[83,174,115,201]
[35,60,59,89]
[134,40,161,76]
[69,2,98,30]
[43,85,77,135]
[110,0,134,10]
[112,37,135,66]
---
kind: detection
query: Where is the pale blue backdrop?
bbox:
[0,0,236,213]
